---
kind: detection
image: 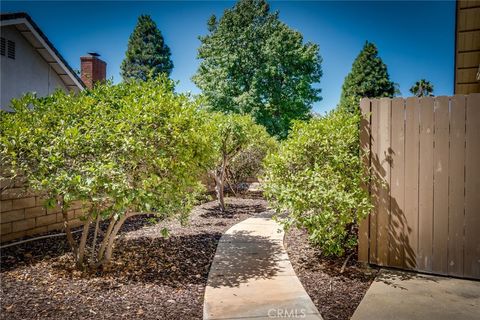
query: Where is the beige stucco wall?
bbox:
[0,25,68,111]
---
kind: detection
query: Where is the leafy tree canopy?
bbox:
[206,113,276,211]
[193,0,323,139]
[121,15,173,81]
[339,41,395,113]
[263,109,372,256]
[409,79,434,97]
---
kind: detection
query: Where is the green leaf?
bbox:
[160,227,170,238]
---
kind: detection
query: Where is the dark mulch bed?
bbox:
[1,196,267,320]
[285,228,379,320]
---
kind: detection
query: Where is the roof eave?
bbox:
[1,12,85,91]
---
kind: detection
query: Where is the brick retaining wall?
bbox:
[0,178,85,243]
[1,174,257,243]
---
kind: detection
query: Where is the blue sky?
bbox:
[2,1,455,114]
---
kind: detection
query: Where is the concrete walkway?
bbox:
[203,211,323,320]
[352,269,480,320]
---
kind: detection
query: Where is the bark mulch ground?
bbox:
[285,227,379,320]
[1,196,267,320]
[2,194,377,320]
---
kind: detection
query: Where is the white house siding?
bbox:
[0,25,68,111]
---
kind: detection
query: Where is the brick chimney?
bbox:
[80,52,106,89]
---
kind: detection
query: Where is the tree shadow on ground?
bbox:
[0,214,158,272]
[206,229,284,288]
[226,190,265,199]
[375,268,438,290]
[293,246,378,284]
[200,203,267,219]
[49,232,223,287]
[1,198,268,274]
[48,228,287,290]
[1,198,269,320]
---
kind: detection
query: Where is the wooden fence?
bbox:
[358,94,480,280]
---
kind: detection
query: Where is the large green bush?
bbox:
[0,77,214,268]
[263,109,371,256]
[207,113,275,211]
[227,138,278,187]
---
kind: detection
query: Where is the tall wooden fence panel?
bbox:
[358,94,480,280]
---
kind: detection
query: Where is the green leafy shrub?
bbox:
[0,77,214,268]
[207,113,275,211]
[227,137,278,187]
[263,109,371,256]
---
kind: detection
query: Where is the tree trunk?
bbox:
[215,153,227,212]
[90,214,101,266]
[97,215,116,262]
[225,168,237,196]
[76,214,92,269]
[102,215,128,265]
[215,171,225,212]
[98,212,142,267]
[60,199,78,258]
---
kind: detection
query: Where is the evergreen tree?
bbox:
[192,0,322,139]
[339,41,395,113]
[121,15,173,81]
[410,79,434,97]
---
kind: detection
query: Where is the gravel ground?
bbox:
[285,227,379,320]
[1,196,267,320]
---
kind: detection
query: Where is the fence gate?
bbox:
[358,94,480,280]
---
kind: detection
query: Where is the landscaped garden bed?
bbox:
[285,228,378,320]
[1,193,377,320]
[3,194,380,320]
[0,196,266,320]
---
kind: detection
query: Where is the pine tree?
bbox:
[339,41,395,113]
[192,0,322,139]
[410,79,434,97]
[121,15,173,81]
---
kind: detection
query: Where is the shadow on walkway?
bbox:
[204,215,323,320]
[207,230,284,288]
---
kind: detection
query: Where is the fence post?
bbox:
[464,93,480,279]
[358,98,371,263]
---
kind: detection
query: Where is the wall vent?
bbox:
[7,40,15,59]
[0,37,5,56]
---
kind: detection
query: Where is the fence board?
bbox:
[358,98,371,263]
[432,96,450,275]
[369,99,380,264]
[389,98,406,268]
[376,98,391,266]
[418,97,434,272]
[448,95,466,277]
[464,93,480,279]
[359,95,479,280]
[404,97,420,269]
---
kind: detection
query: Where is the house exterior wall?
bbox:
[454,0,480,94]
[0,24,85,242]
[0,25,68,111]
